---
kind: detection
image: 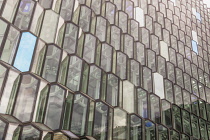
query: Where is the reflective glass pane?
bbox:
[13,74,39,122]
[100,43,112,72]
[116,52,127,79]
[44,85,65,130]
[130,115,142,140]
[42,45,61,82]
[21,125,40,140]
[113,108,127,140]
[161,100,172,128]
[82,34,96,63]
[13,32,37,72]
[145,120,156,140]
[66,56,82,91]
[150,94,160,123]
[40,10,59,43]
[0,19,7,46]
[93,102,108,140]
[5,124,20,140]
[137,88,148,118]
[0,70,19,114]
[158,125,169,140]
[0,120,6,140]
[70,94,88,136]
[63,23,78,54]
[192,40,198,54]
[79,6,91,32]
[14,0,35,30]
[87,65,101,99]
[62,92,74,130]
[0,64,7,92]
[0,26,20,64]
[60,0,75,21]
[2,0,19,22]
[106,74,118,106]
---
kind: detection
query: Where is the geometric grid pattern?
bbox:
[0,0,210,139]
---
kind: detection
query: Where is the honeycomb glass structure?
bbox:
[0,0,210,139]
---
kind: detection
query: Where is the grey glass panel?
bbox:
[70,94,88,136]
[172,105,182,132]
[63,23,78,54]
[110,26,121,50]
[100,43,112,72]
[60,0,75,21]
[105,2,115,24]
[116,52,127,79]
[14,0,35,30]
[136,42,145,65]
[125,1,133,18]
[93,102,108,140]
[183,90,191,112]
[0,120,6,140]
[113,108,127,140]
[142,67,152,93]
[164,80,174,103]
[0,26,20,64]
[21,125,40,140]
[0,0,4,9]
[2,0,19,22]
[191,95,199,116]
[42,45,61,82]
[40,10,59,43]
[39,0,53,9]
[79,6,91,32]
[66,56,82,91]
[158,125,169,140]
[0,64,7,92]
[130,20,139,41]
[182,110,191,135]
[191,115,200,139]
[106,74,118,106]
[95,17,107,42]
[117,11,128,33]
[62,92,73,130]
[0,71,20,114]
[170,130,180,140]
[199,100,207,120]
[91,0,101,15]
[137,88,148,118]
[82,34,96,63]
[13,74,39,122]
[44,85,65,130]
[29,4,44,36]
[130,60,140,86]
[199,119,208,140]
[87,65,101,99]
[181,134,190,140]
[5,124,21,140]
[130,115,142,140]
[35,85,49,123]
[0,19,7,46]
[123,34,133,58]
[145,120,156,140]
[150,94,160,123]
[161,101,172,128]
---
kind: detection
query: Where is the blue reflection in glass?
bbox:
[192,40,198,54]
[13,32,37,72]
[196,12,201,22]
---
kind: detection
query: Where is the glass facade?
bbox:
[0,0,210,139]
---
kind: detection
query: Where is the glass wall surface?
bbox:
[0,0,209,139]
